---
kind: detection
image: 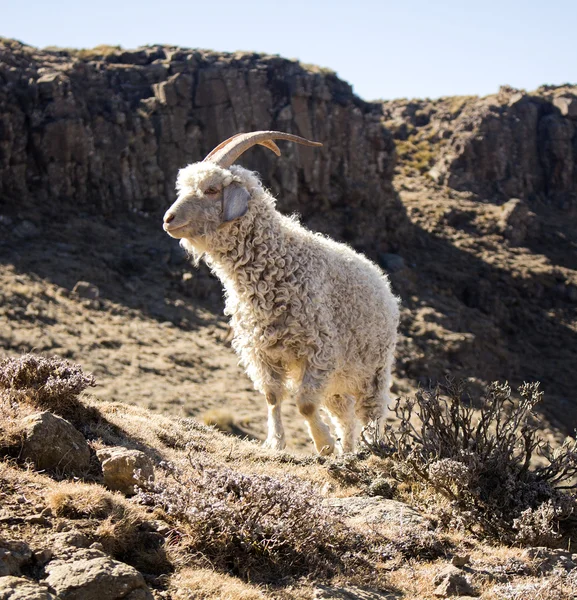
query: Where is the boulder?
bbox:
[0,576,58,600]
[96,447,154,496]
[44,548,153,600]
[20,412,91,475]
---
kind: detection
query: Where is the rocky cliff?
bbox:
[0,39,405,254]
[383,85,577,209]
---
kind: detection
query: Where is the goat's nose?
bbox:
[164,212,175,224]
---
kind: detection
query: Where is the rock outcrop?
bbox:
[0,39,406,254]
[384,85,577,208]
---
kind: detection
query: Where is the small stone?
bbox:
[13,220,40,240]
[96,447,154,496]
[378,253,406,273]
[451,554,471,568]
[25,514,52,526]
[51,531,90,549]
[20,412,91,475]
[72,281,100,300]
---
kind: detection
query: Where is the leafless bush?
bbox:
[137,453,373,583]
[363,381,577,545]
[0,354,96,415]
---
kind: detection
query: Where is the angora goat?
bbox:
[163,131,400,455]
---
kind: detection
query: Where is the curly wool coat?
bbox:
[174,162,400,454]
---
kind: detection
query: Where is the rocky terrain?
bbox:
[1,39,577,598]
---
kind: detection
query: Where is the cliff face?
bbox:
[383,85,577,209]
[0,40,405,254]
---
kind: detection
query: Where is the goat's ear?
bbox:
[222,183,250,222]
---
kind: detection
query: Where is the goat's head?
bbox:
[162,131,322,244]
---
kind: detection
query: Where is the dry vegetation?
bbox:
[0,356,576,598]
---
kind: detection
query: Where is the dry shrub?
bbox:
[0,354,95,418]
[364,381,577,546]
[138,453,374,584]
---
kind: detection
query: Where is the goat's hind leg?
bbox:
[295,369,335,455]
[325,394,357,454]
[356,366,391,439]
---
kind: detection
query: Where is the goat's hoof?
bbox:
[263,437,286,451]
[318,441,336,456]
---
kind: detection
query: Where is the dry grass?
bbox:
[1,355,576,598]
[46,480,170,573]
[201,408,236,432]
[171,568,267,600]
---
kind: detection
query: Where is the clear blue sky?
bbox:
[2,0,575,101]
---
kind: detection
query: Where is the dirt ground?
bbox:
[1,171,576,450]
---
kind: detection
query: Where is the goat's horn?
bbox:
[203,131,322,168]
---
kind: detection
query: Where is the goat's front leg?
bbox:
[261,368,287,451]
[295,369,335,455]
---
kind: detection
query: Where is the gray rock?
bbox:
[20,412,91,475]
[12,220,39,240]
[378,253,406,273]
[432,565,476,597]
[50,531,90,550]
[44,548,153,600]
[0,576,58,600]
[498,198,539,245]
[72,281,100,300]
[451,554,471,568]
[0,541,32,576]
[553,95,577,119]
[523,547,576,572]
[323,496,430,530]
[96,447,154,496]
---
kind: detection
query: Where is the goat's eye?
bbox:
[204,186,219,196]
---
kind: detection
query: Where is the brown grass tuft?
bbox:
[171,568,266,600]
